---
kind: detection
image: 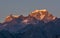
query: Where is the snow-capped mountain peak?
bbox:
[30,9,56,22]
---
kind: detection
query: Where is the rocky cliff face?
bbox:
[0,9,60,38]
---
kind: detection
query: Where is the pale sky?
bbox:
[0,0,60,22]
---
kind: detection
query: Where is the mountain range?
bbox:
[0,9,60,38]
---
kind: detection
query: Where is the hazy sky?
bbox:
[0,0,60,22]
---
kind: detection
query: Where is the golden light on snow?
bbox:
[5,16,13,22]
[12,15,19,18]
[39,9,47,12]
[30,9,56,22]
[5,15,19,22]
[5,9,56,23]
[22,19,28,24]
